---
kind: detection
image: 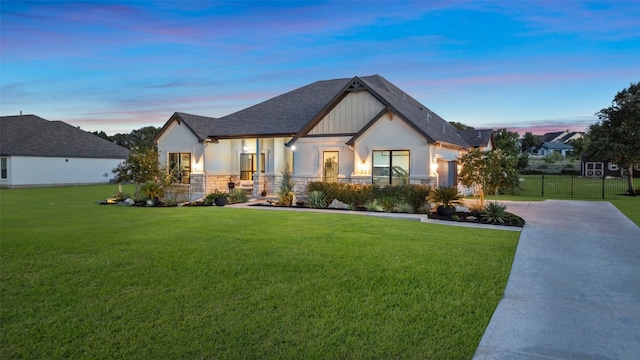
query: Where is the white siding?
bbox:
[156,120,203,172]
[308,91,385,135]
[4,156,124,186]
[352,112,435,181]
[293,136,354,179]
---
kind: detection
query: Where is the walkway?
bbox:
[473,200,640,360]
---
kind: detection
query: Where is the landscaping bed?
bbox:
[427,209,525,227]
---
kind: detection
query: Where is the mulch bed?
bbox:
[427,211,525,227]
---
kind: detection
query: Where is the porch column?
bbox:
[254,138,261,198]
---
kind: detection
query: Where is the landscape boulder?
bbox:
[328,199,349,210]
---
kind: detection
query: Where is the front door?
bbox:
[323,151,339,183]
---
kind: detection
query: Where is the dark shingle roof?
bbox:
[194,75,469,148]
[358,75,469,147]
[210,78,349,138]
[1,115,129,158]
[539,131,565,143]
[457,129,494,148]
[176,112,217,141]
[541,141,574,151]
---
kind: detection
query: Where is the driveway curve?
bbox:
[473,200,640,360]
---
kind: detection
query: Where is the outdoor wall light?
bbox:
[243,145,248,152]
[359,160,367,174]
[290,145,296,151]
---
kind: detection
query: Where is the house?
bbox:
[155,75,476,200]
[538,142,574,157]
[458,129,494,150]
[0,115,129,188]
[539,130,583,144]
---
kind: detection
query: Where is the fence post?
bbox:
[571,175,574,198]
[541,174,545,197]
[602,175,605,199]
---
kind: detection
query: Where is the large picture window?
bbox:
[169,153,191,184]
[240,153,265,180]
[372,150,409,185]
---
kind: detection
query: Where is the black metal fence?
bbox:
[508,175,635,199]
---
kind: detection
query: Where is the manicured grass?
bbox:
[510,174,632,199]
[610,198,640,227]
[1,185,518,359]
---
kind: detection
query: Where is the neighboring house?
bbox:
[458,129,494,150]
[0,115,129,188]
[538,142,574,157]
[155,75,474,200]
[539,130,583,144]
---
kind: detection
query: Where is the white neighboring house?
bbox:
[0,115,129,188]
[155,75,480,200]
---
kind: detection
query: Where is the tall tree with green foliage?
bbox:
[568,134,590,157]
[493,128,520,157]
[494,128,529,170]
[112,147,161,200]
[521,132,541,154]
[458,148,519,207]
[93,126,160,150]
[588,82,640,195]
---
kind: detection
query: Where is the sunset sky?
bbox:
[2,1,639,136]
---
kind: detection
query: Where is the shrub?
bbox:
[427,186,464,208]
[363,199,383,212]
[205,189,227,205]
[278,164,294,206]
[306,182,429,213]
[394,202,414,214]
[481,201,507,225]
[307,191,327,208]
[141,180,163,200]
[229,189,249,203]
[113,191,130,202]
[560,169,580,175]
[379,196,399,212]
[306,182,372,206]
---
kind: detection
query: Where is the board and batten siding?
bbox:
[308,91,385,135]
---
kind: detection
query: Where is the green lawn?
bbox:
[1,185,519,359]
[510,174,633,199]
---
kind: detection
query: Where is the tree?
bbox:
[92,130,110,141]
[587,82,640,195]
[521,132,541,154]
[94,126,160,150]
[458,148,519,207]
[568,134,590,157]
[112,126,160,150]
[112,147,161,200]
[493,128,520,157]
[449,121,475,130]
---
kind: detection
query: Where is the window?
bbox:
[323,151,339,183]
[240,153,265,180]
[372,150,409,185]
[169,153,191,184]
[1,158,6,179]
[609,163,619,171]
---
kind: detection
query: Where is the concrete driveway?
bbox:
[473,200,640,360]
